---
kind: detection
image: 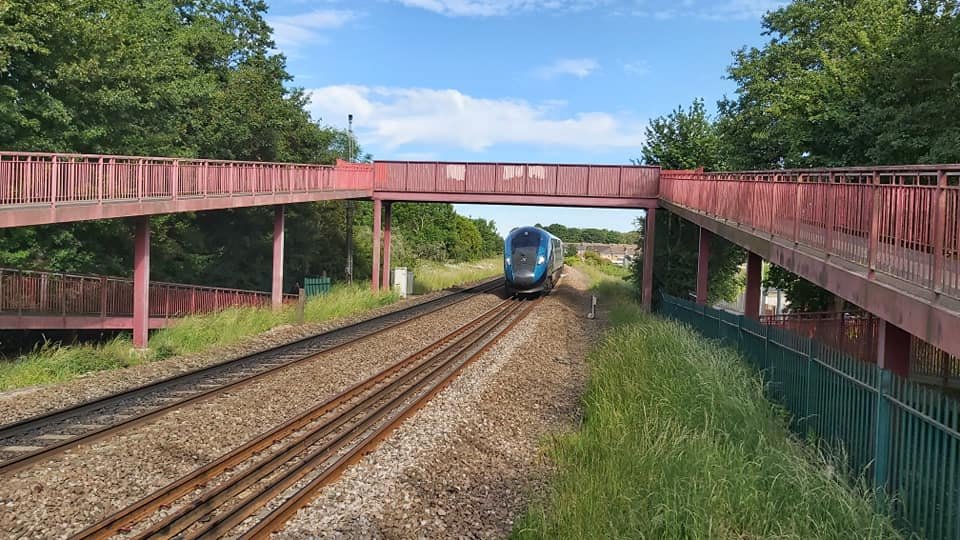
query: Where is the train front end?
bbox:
[504,227,549,294]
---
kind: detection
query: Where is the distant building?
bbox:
[570,243,640,266]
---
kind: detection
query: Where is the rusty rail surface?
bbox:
[0,267,296,320]
[71,293,535,539]
[661,166,960,301]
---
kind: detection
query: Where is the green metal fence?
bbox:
[660,293,960,539]
[304,276,331,297]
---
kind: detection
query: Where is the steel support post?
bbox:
[371,199,382,292]
[133,217,150,348]
[744,251,762,320]
[272,205,285,309]
[696,227,712,305]
[878,320,911,378]
[642,208,657,311]
[381,201,392,291]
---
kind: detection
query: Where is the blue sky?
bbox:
[265,0,784,236]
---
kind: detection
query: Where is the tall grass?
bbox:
[412,257,501,294]
[0,281,401,391]
[513,312,900,538]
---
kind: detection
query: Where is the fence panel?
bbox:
[659,293,960,540]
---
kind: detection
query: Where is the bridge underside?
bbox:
[663,201,960,361]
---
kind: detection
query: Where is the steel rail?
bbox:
[149,299,527,540]
[72,295,536,539]
[0,278,504,476]
[69,297,517,540]
[243,298,539,539]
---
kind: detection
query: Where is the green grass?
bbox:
[0,259,499,392]
[412,257,501,294]
[513,274,900,539]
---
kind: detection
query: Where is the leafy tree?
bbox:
[631,101,744,303]
[717,0,960,311]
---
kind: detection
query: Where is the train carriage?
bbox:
[503,226,564,295]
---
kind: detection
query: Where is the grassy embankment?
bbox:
[0,258,502,391]
[513,262,900,539]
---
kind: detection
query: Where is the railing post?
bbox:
[137,158,144,200]
[51,155,59,206]
[172,160,179,200]
[100,276,107,317]
[97,157,104,203]
[868,172,881,278]
[825,173,836,254]
[932,170,947,292]
[872,369,892,492]
[793,173,802,243]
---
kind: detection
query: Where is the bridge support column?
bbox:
[642,208,656,311]
[133,217,150,348]
[878,321,911,378]
[696,228,712,305]
[272,205,285,309]
[371,199,382,292]
[381,201,392,291]
[744,252,762,320]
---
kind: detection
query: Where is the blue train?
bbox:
[503,226,564,295]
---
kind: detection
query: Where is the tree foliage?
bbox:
[536,223,638,244]
[717,0,960,310]
[631,101,744,303]
[0,0,497,291]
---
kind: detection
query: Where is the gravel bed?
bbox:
[274,266,599,539]
[0,291,505,539]
[0,283,489,426]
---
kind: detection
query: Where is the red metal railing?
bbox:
[762,311,960,389]
[374,161,660,198]
[0,268,296,319]
[0,152,373,208]
[661,166,960,300]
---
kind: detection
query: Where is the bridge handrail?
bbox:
[0,152,373,209]
[0,267,297,319]
[660,166,960,301]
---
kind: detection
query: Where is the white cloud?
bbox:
[392,0,607,17]
[534,58,600,79]
[267,9,359,51]
[306,85,645,152]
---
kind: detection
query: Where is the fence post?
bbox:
[296,288,306,324]
[873,369,893,491]
[804,338,814,432]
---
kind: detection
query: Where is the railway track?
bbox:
[0,278,504,476]
[70,295,538,539]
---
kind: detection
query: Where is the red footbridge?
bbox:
[1,151,958,380]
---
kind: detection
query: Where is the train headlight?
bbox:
[505,257,511,265]
[537,255,545,265]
